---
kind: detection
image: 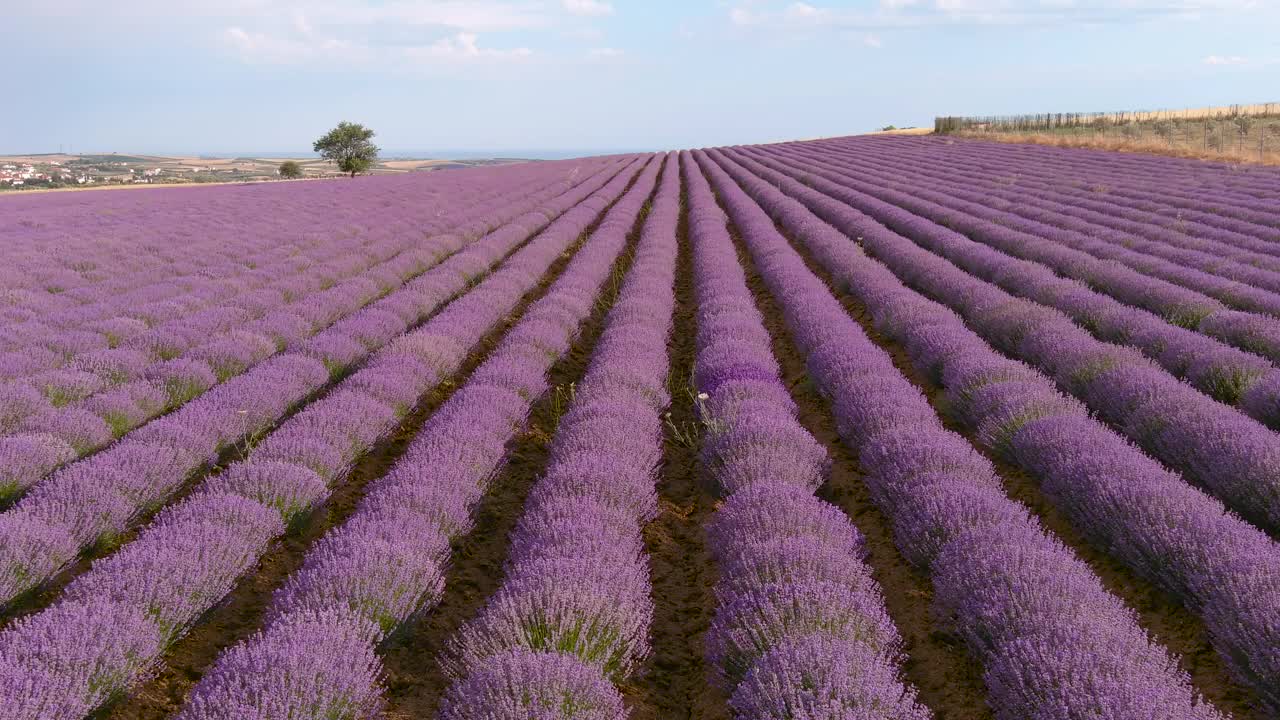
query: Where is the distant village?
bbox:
[0,160,107,187]
[0,153,524,191]
[0,155,285,191]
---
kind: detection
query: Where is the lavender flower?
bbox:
[438,650,626,720]
[731,636,931,720]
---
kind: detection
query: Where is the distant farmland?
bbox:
[2,136,1280,719]
[0,152,527,191]
[937,101,1280,165]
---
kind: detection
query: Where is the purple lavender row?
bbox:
[0,166,559,378]
[0,166,555,364]
[906,133,1280,210]
[800,143,1280,297]
[0,252,342,383]
[0,160,611,504]
[0,175,549,498]
[803,137,1280,415]
[904,130,1278,191]
[0,233,321,348]
[850,135,1280,235]
[713,146,1280,714]
[738,146,1280,532]
[0,163,554,330]
[887,136,1280,226]
[818,139,1280,266]
[0,156,625,577]
[0,205,430,370]
[176,156,659,720]
[770,143,1280,323]
[438,155,677,718]
[762,142,1280,366]
[0,166,562,378]
[2,238,429,432]
[752,144,1280,334]
[0,169,571,498]
[742,146,1280,419]
[0,165,583,394]
[930,135,1280,217]
[934,148,1280,244]
[0,224,409,362]
[0,158,630,613]
[697,149,1224,719]
[682,151,928,719]
[0,239,309,349]
[0,155,650,720]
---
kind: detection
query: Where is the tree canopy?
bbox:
[278,160,303,179]
[313,122,379,178]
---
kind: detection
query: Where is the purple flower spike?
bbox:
[706,483,864,561]
[177,609,385,720]
[0,383,52,431]
[449,557,653,682]
[143,358,218,405]
[202,460,328,523]
[269,511,449,636]
[706,580,901,691]
[0,597,164,718]
[702,143,1242,716]
[18,407,112,454]
[0,434,75,499]
[172,156,657,717]
[731,635,932,720]
[438,650,626,720]
[0,512,78,602]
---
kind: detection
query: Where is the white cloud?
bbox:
[225,26,264,52]
[783,1,824,18]
[588,46,624,58]
[408,32,534,61]
[563,0,614,17]
[297,2,551,33]
[730,6,766,25]
[19,1,554,33]
[6,1,598,64]
[1203,54,1247,65]
[728,0,1268,30]
[223,26,356,64]
[564,25,606,40]
[785,2,827,21]
[223,25,530,67]
[864,33,883,48]
[292,9,314,37]
[197,2,556,69]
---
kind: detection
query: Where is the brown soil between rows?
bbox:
[101,164,640,719]
[1,338,385,632]
[377,367,559,718]
[622,177,729,720]
[709,178,992,719]
[379,162,658,718]
[0,180,587,632]
[757,186,1266,719]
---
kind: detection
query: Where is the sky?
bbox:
[2,0,1278,156]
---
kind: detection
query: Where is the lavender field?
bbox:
[2,136,1280,720]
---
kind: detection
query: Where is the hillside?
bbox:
[2,136,1279,720]
[937,102,1280,165]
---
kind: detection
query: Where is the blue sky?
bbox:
[2,1,1278,155]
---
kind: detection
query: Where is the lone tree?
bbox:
[313,121,379,178]
[278,160,303,179]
